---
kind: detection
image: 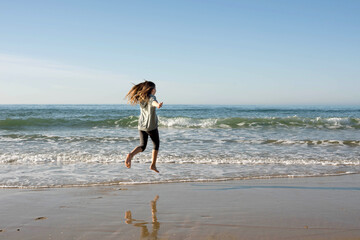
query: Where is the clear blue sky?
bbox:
[1,0,359,104]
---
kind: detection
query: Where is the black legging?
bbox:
[139,128,160,151]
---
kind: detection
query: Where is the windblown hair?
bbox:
[125,81,156,105]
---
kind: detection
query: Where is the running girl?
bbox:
[125,81,163,173]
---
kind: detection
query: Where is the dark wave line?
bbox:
[0,116,359,129]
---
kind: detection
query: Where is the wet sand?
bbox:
[1,174,360,240]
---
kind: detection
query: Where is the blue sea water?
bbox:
[0,104,359,188]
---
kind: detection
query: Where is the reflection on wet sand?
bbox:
[125,195,160,239]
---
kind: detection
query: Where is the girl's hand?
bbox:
[152,101,163,108]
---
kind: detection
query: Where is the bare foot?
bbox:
[153,195,159,202]
[125,154,132,168]
[150,165,159,173]
[151,195,159,209]
[124,211,133,224]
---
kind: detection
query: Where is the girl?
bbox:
[125,81,163,173]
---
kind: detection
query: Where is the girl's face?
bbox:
[151,88,156,95]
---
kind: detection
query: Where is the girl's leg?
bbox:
[150,150,159,173]
[125,146,142,168]
[126,131,148,168]
[148,129,160,173]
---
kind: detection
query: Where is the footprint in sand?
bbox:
[35,217,47,221]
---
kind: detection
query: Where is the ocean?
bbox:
[0,104,359,188]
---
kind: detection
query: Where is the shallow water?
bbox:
[1,104,359,188]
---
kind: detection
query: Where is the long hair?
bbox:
[125,80,156,105]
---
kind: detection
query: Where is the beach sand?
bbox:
[1,174,360,240]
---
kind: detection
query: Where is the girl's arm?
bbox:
[152,101,163,109]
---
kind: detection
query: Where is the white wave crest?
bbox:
[159,117,217,128]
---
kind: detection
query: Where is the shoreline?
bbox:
[1,172,358,189]
[1,174,360,239]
